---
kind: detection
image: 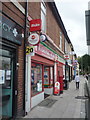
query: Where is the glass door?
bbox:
[44,66,50,87]
[0,47,15,118]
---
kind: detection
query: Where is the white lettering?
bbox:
[0,20,18,37]
[31,24,40,27]
[38,46,55,59]
[3,23,8,32]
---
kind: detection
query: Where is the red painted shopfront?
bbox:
[57,62,64,93]
[31,43,57,106]
[30,43,65,108]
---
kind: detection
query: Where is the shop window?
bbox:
[31,63,42,96]
[0,50,12,88]
[65,38,68,54]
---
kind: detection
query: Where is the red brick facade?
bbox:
[1,1,70,118]
[28,2,65,57]
[28,2,41,19]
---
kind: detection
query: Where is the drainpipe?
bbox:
[23,0,28,116]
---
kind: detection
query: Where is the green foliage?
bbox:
[78,54,90,74]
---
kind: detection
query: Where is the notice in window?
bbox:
[0,70,5,84]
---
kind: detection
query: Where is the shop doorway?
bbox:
[0,46,16,118]
[57,66,63,93]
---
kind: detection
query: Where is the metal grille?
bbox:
[38,99,57,108]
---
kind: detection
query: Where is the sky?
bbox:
[55,0,89,57]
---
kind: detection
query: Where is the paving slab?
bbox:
[25,76,86,118]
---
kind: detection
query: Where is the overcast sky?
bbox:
[55,0,89,57]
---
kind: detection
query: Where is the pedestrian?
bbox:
[85,73,88,80]
[75,73,80,89]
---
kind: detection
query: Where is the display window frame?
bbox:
[31,60,54,96]
[31,61,44,97]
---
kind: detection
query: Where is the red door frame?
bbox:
[57,62,64,93]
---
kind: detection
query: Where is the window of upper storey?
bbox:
[41,1,46,33]
[59,32,62,50]
[65,39,68,53]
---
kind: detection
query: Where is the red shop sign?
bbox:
[35,44,57,61]
[30,19,41,32]
[64,55,69,60]
[28,33,40,45]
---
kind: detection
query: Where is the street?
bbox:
[25,76,87,118]
[1,1,90,119]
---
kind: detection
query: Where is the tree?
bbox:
[78,54,90,74]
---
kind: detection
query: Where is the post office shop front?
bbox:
[30,43,56,108]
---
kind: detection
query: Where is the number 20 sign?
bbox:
[26,46,34,55]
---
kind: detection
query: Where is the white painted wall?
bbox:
[44,88,53,95]
[25,56,31,113]
[31,92,44,108]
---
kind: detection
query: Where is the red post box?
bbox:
[54,82,60,95]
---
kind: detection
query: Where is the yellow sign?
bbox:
[26,46,34,55]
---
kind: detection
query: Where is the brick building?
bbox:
[25,1,75,114]
[0,1,75,119]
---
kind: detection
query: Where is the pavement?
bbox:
[25,76,87,118]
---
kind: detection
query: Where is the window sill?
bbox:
[31,91,44,97]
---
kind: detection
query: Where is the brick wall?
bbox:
[2,2,25,27]
[28,2,41,19]
[46,3,60,46]
[28,2,65,57]
[17,39,24,116]
[46,3,65,53]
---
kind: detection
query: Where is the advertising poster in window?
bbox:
[31,63,42,96]
[0,70,5,84]
[37,80,42,92]
[44,67,49,85]
[6,70,11,80]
